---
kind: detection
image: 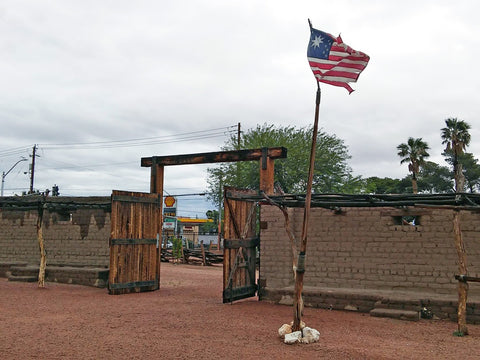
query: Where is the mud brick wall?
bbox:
[259,205,480,297]
[0,197,111,267]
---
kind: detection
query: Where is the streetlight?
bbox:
[1,158,27,196]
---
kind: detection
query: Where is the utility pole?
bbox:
[29,144,37,194]
[236,122,241,182]
[237,122,241,149]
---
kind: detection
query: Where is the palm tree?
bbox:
[397,137,430,194]
[441,118,471,192]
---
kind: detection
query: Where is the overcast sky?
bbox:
[1,1,478,216]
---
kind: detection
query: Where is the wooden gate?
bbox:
[108,190,161,295]
[223,187,259,303]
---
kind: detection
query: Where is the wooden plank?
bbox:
[141,147,287,167]
[111,238,157,245]
[109,280,156,290]
[118,245,126,293]
[224,237,259,249]
[134,243,141,292]
[111,194,160,204]
[223,285,257,303]
[455,275,480,283]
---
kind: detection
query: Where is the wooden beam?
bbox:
[455,275,480,283]
[259,155,275,195]
[150,162,164,195]
[149,161,164,288]
[141,147,287,167]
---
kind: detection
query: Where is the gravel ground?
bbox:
[0,263,478,359]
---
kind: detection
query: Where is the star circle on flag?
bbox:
[311,35,323,48]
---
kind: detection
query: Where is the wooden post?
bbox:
[453,210,469,335]
[37,202,46,288]
[181,241,185,264]
[150,159,164,195]
[292,84,321,332]
[200,241,207,266]
[259,147,275,195]
[150,159,164,289]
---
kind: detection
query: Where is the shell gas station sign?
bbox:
[163,196,177,230]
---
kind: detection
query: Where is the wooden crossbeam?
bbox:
[141,147,287,167]
[455,274,480,283]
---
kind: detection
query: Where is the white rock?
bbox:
[278,295,294,306]
[301,327,320,344]
[284,331,302,344]
[344,305,358,311]
[278,324,292,337]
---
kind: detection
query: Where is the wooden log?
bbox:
[200,242,207,266]
[259,151,275,195]
[455,275,480,283]
[36,203,46,288]
[453,210,469,335]
[141,147,287,167]
[37,215,46,288]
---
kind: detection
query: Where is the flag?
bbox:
[307,27,369,94]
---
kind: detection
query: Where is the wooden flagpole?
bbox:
[292,82,321,331]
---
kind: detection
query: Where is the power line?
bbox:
[0,125,236,156]
[0,125,236,196]
[38,126,236,150]
[0,146,32,158]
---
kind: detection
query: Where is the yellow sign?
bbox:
[164,196,176,208]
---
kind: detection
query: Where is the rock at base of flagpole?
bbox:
[284,331,302,344]
[278,320,305,337]
[278,323,292,337]
[301,327,320,344]
[279,322,320,344]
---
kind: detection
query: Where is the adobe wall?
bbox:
[0,197,111,271]
[259,205,480,312]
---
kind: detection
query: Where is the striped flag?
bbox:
[307,27,369,94]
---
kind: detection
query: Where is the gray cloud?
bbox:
[1,1,479,216]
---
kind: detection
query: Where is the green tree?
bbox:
[206,124,358,203]
[397,137,430,194]
[441,118,471,192]
[445,153,480,193]
[362,176,410,194]
[200,210,219,233]
[417,161,454,193]
[460,153,480,193]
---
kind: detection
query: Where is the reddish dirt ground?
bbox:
[0,263,478,360]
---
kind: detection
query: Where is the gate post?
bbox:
[150,158,164,195]
[150,158,164,289]
[259,147,275,195]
